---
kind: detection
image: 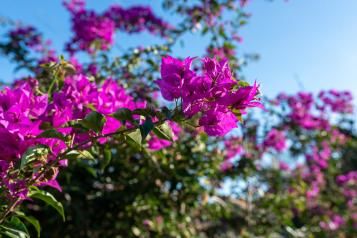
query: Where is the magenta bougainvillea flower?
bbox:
[199,109,238,136]
[9,26,42,48]
[318,90,354,113]
[104,5,172,36]
[336,171,357,208]
[67,10,116,53]
[0,128,23,162]
[207,46,236,60]
[0,73,147,200]
[320,214,345,231]
[219,137,245,172]
[224,137,244,160]
[64,0,171,54]
[276,90,354,131]
[0,82,49,199]
[263,129,287,152]
[157,56,262,136]
[157,56,195,101]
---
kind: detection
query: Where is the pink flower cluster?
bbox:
[8,26,42,48]
[0,75,145,200]
[186,5,222,27]
[207,45,236,60]
[278,92,329,130]
[220,137,244,171]
[220,128,287,171]
[263,129,287,152]
[104,5,172,36]
[1,55,257,201]
[319,214,345,231]
[318,90,354,113]
[0,81,52,199]
[157,56,262,136]
[47,75,146,143]
[186,0,249,28]
[239,0,251,7]
[337,171,357,207]
[306,142,332,170]
[64,0,171,54]
[270,90,354,206]
[4,25,57,66]
[277,90,354,130]
[337,171,357,184]
[0,82,48,154]
[303,142,333,202]
[64,0,116,54]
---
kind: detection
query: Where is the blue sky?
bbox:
[0,0,357,99]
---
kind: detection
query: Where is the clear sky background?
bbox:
[0,0,357,100]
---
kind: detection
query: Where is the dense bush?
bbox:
[0,1,356,237]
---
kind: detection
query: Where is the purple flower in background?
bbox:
[207,46,236,60]
[64,0,171,54]
[9,26,42,48]
[320,214,345,231]
[318,90,354,113]
[279,161,290,171]
[224,137,244,160]
[263,129,287,152]
[104,5,172,37]
[336,171,357,207]
[66,9,115,54]
[220,159,234,172]
[239,0,250,7]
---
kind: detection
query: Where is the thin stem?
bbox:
[0,199,20,224]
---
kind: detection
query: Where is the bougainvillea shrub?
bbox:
[0,0,355,237]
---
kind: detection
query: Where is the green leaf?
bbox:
[29,188,65,221]
[218,25,227,39]
[153,122,173,141]
[65,150,95,160]
[112,108,133,122]
[223,41,235,50]
[0,217,30,238]
[231,108,243,122]
[161,107,173,119]
[38,129,65,141]
[201,26,209,35]
[20,146,49,170]
[39,122,52,130]
[240,19,247,26]
[238,80,250,87]
[100,146,112,171]
[146,59,157,67]
[0,225,29,238]
[132,108,156,117]
[81,111,106,133]
[15,212,40,238]
[125,129,142,149]
[85,103,97,112]
[139,117,154,142]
